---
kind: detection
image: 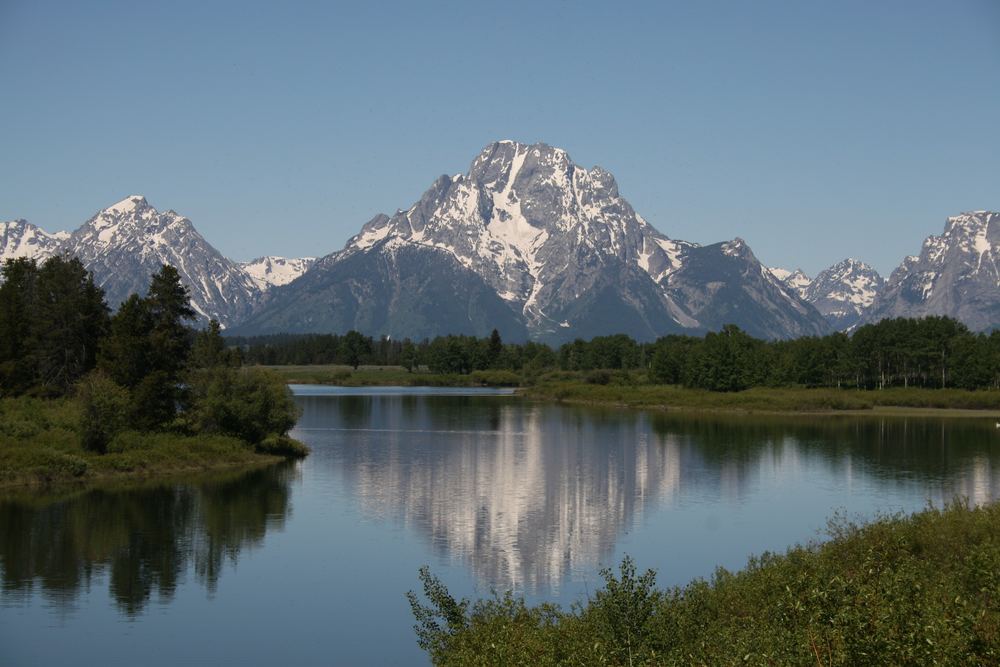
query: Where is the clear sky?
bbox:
[1,0,997,276]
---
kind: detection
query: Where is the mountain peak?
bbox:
[105,195,150,215]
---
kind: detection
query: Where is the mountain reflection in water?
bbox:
[294,393,1000,594]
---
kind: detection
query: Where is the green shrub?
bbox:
[256,434,309,458]
[76,371,131,453]
[469,370,521,387]
[585,369,613,385]
[187,367,300,445]
[411,502,1000,666]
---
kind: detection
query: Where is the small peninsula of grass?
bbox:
[410,501,1000,665]
[0,259,307,489]
[0,396,288,488]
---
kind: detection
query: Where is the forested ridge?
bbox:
[230,316,1000,391]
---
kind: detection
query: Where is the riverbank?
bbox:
[0,397,307,489]
[260,364,520,387]
[522,381,1000,416]
[260,364,1000,416]
[410,501,1000,665]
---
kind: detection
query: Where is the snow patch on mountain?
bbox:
[62,195,260,326]
[240,256,316,290]
[1,219,69,263]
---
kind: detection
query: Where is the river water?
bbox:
[2,386,999,665]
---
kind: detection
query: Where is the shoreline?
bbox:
[262,366,1000,419]
[0,455,286,492]
[517,392,1000,419]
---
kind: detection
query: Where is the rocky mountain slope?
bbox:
[60,195,261,327]
[238,141,831,342]
[0,219,67,264]
[865,211,1000,331]
[772,260,885,330]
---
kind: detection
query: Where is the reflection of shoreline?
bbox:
[0,463,297,616]
[299,396,1000,593]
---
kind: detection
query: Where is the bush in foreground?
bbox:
[409,501,1000,665]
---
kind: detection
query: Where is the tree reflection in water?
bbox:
[0,462,297,616]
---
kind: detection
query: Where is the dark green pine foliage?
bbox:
[99,294,153,389]
[0,258,40,394]
[486,329,503,368]
[133,265,197,429]
[30,256,109,395]
[339,330,371,370]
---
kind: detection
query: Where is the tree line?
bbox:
[0,256,300,453]
[231,317,1000,391]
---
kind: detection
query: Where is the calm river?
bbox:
[2,386,999,665]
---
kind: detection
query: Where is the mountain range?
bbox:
[2,142,997,339]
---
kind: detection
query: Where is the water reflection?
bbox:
[296,393,1000,593]
[0,463,297,615]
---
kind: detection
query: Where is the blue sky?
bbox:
[1,0,997,275]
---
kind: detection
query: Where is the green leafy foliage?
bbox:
[76,370,131,453]
[185,367,300,445]
[411,502,1000,665]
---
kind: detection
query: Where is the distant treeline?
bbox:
[230,315,1000,391]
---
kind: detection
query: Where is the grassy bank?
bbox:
[0,397,307,489]
[410,501,1000,665]
[260,364,521,387]
[523,381,1000,415]
[260,364,1000,415]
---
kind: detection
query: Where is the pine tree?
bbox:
[31,256,108,395]
[0,257,39,394]
[99,294,153,388]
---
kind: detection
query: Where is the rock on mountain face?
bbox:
[238,141,831,342]
[866,211,1000,331]
[239,256,316,290]
[62,195,260,327]
[0,219,68,264]
[771,260,885,330]
[769,267,812,299]
[242,240,529,340]
[803,259,884,330]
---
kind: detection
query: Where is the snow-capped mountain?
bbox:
[769,267,812,299]
[61,195,260,327]
[239,256,315,290]
[865,211,1000,331]
[803,259,884,330]
[238,141,831,341]
[0,219,68,264]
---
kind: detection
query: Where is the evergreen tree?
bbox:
[486,329,503,368]
[31,256,108,395]
[99,294,153,388]
[0,258,39,394]
[340,330,371,370]
[133,265,196,427]
[190,319,233,369]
